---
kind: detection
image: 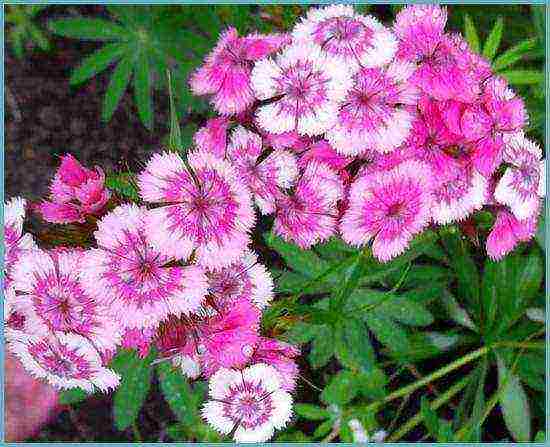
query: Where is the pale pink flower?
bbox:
[194,117,231,158]
[4,197,36,282]
[190,27,290,115]
[495,133,544,220]
[486,210,538,261]
[293,5,397,70]
[298,140,352,174]
[10,332,120,392]
[207,251,274,311]
[225,126,298,214]
[274,161,344,249]
[252,42,352,136]
[340,160,433,262]
[4,284,49,344]
[137,150,255,269]
[250,338,300,392]
[37,154,110,224]
[201,363,293,442]
[326,60,418,156]
[80,204,208,329]
[12,248,121,353]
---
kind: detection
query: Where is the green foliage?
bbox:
[6,5,51,59]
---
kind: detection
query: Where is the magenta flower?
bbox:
[37,154,110,224]
[12,248,121,353]
[261,130,313,152]
[10,332,120,392]
[225,126,298,214]
[250,337,300,392]
[340,160,433,262]
[293,5,397,70]
[138,150,255,269]
[201,363,293,442]
[274,161,344,249]
[252,42,352,136]
[4,284,48,344]
[298,140,352,173]
[190,27,290,115]
[486,210,538,261]
[4,197,36,282]
[120,327,156,359]
[80,204,209,329]
[326,61,418,156]
[193,117,231,158]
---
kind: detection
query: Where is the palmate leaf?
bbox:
[49,18,127,41]
[70,42,128,86]
[102,51,135,122]
[334,317,376,373]
[134,51,153,130]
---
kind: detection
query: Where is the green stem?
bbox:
[388,376,471,442]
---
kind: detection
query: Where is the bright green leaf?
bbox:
[482,17,504,60]
[500,70,544,85]
[294,403,330,421]
[321,370,359,406]
[70,42,128,86]
[102,52,135,122]
[105,172,139,200]
[59,388,89,405]
[334,318,375,373]
[492,38,537,71]
[134,51,153,130]
[157,362,195,424]
[463,14,480,53]
[421,396,440,439]
[49,18,127,41]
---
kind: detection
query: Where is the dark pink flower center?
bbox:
[7,311,26,330]
[313,16,373,59]
[223,381,273,429]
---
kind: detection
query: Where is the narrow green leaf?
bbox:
[157,362,195,424]
[59,388,89,405]
[294,404,330,421]
[334,318,375,373]
[105,172,139,200]
[365,311,410,353]
[470,358,488,441]
[497,355,531,442]
[421,396,440,439]
[134,51,152,130]
[28,23,50,51]
[48,18,127,40]
[376,296,434,327]
[330,252,365,311]
[463,14,480,54]
[441,290,477,331]
[101,52,134,122]
[482,17,504,60]
[492,38,537,71]
[70,42,128,86]
[535,204,545,251]
[500,70,544,85]
[167,69,183,152]
[313,420,334,439]
[321,370,359,406]
[517,249,543,302]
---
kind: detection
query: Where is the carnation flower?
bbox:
[274,161,344,249]
[250,337,300,392]
[4,284,48,344]
[12,248,121,353]
[225,126,298,214]
[4,197,36,281]
[495,133,544,220]
[138,150,255,269]
[486,210,538,261]
[326,60,418,156]
[298,140,352,174]
[340,160,433,262]
[120,327,156,358]
[293,4,397,70]
[190,27,289,115]
[207,251,274,311]
[36,154,110,224]
[81,204,208,329]
[201,363,293,442]
[251,42,352,136]
[194,117,231,158]
[261,130,313,152]
[10,332,120,392]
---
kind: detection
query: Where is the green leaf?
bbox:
[294,403,330,421]
[534,431,545,443]
[500,70,544,85]
[321,370,359,406]
[365,311,410,353]
[105,172,139,200]
[492,38,537,71]
[517,249,543,302]
[482,17,504,60]
[330,252,366,311]
[463,14,480,53]
[70,42,128,86]
[334,318,375,373]
[308,325,335,369]
[441,290,477,331]
[59,388,89,405]
[157,362,195,424]
[535,205,545,251]
[167,69,183,151]
[376,296,434,327]
[469,358,488,441]
[313,419,334,439]
[134,51,153,130]
[497,355,531,442]
[28,23,50,51]
[49,18,127,41]
[102,52,135,122]
[421,396,440,439]
[111,349,154,431]
[284,322,319,344]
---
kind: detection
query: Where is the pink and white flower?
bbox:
[80,204,208,329]
[250,338,300,392]
[194,117,231,158]
[252,42,352,136]
[201,363,293,442]
[190,27,290,115]
[4,284,48,344]
[340,160,433,262]
[138,150,255,269]
[4,197,36,282]
[293,5,397,70]
[486,210,538,261]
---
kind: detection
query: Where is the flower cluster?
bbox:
[191,4,544,263]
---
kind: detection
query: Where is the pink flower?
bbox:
[293,5,397,70]
[10,332,120,392]
[4,284,48,344]
[261,130,313,152]
[340,160,433,262]
[494,133,544,220]
[194,117,231,158]
[120,327,156,358]
[201,363,293,442]
[225,126,298,214]
[12,248,121,353]
[250,337,300,392]
[274,161,344,249]
[486,210,538,261]
[138,150,255,269]
[80,204,209,329]
[37,155,110,224]
[326,61,418,156]
[252,42,352,136]
[4,197,36,282]
[190,27,290,115]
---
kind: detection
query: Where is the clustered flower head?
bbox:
[4,4,545,443]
